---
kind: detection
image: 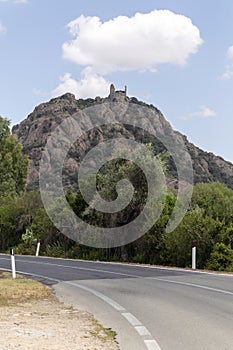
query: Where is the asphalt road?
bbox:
[0,253,233,350]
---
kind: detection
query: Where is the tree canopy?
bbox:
[0,119,233,272]
[0,117,29,197]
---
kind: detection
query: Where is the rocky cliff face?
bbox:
[12,88,233,191]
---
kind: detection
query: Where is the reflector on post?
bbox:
[36,239,41,257]
[10,248,16,279]
[192,241,197,269]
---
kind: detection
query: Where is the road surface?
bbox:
[0,253,233,350]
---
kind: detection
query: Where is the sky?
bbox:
[1,0,233,162]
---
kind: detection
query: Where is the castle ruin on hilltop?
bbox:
[108,84,129,102]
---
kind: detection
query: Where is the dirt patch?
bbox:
[0,272,118,350]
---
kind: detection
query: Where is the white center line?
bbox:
[144,339,162,350]
[135,326,151,336]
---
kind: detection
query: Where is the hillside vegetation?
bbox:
[12,93,233,191]
[1,90,233,271]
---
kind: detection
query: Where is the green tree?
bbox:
[0,196,22,251]
[191,182,233,225]
[164,208,219,268]
[206,243,233,271]
[219,226,233,249]
[131,192,176,264]
[0,117,29,197]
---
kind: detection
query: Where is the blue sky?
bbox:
[1,0,233,162]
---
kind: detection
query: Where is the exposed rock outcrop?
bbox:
[12,85,233,191]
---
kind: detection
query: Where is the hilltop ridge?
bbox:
[12,86,233,190]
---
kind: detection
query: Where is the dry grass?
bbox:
[90,319,117,343]
[0,271,52,307]
[0,271,118,349]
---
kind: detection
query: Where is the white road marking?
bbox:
[64,282,162,348]
[0,267,164,350]
[2,257,139,279]
[65,281,125,312]
[122,312,141,326]
[0,268,60,283]
[64,282,162,349]
[135,326,151,336]
[4,254,233,350]
[144,339,162,350]
[5,255,233,297]
[1,254,233,278]
[145,265,233,278]
[148,277,233,297]
[2,253,233,283]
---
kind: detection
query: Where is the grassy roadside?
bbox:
[0,270,117,346]
[0,270,52,307]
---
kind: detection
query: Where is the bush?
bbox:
[206,243,233,271]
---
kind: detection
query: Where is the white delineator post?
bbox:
[192,241,197,270]
[10,248,16,279]
[36,239,41,257]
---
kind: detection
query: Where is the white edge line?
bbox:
[148,277,233,297]
[0,256,139,279]
[0,261,162,349]
[65,281,125,312]
[0,268,60,283]
[16,259,233,296]
[122,312,142,326]
[1,254,233,277]
[63,282,161,349]
[1,255,233,297]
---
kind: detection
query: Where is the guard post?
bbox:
[36,239,41,257]
[10,248,16,279]
[192,241,197,270]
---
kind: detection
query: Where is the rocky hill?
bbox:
[12,85,233,191]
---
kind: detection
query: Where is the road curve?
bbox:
[0,253,233,350]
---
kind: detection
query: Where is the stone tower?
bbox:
[108,84,128,102]
[109,84,115,101]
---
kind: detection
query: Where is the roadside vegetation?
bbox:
[0,271,51,306]
[1,116,233,272]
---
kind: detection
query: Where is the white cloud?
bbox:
[0,21,6,35]
[221,45,233,79]
[179,106,217,120]
[53,10,203,100]
[221,70,233,80]
[62,10,203,75]
[52,69,110,99]
[226,46,233,59]
[198,106,217,118]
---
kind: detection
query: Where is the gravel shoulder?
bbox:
[0,272,118,350]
